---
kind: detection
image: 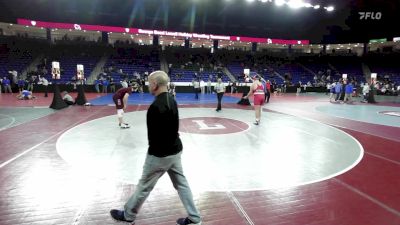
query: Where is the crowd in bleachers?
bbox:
[0,34,399,96]
[165,46,228,83]
[91,44,161,93]
[364,52,400,95]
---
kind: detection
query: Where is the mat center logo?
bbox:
[180,117,249,134]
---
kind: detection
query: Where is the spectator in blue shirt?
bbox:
[94,79,101,93]
[17,78,25,93]
[329,82,336,102]
[334,80,342,102]
[3,77,12,93]
[102,79,109,93]
[344,81,354,103]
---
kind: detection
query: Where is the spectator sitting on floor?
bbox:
[16,90,35,100]
[62,91,75,105]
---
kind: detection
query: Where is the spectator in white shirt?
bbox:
[41,76,49,97]
[362,82,370,103]
[62,91,75,105]
[121,80,128,88]
[215,78,225,112]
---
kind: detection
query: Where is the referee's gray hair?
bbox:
[149,70,170,87]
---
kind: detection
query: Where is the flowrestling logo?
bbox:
[74,24,82,30]
[359,12,382,20]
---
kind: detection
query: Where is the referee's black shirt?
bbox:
[147,92,182,157]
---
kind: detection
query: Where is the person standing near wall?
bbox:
[215,77,225,112]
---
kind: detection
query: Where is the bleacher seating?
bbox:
[103,45,160,82]
[165,46,229,82]
[365,53,400,85]
[44,55,99,83]
[0,52,32,78]
[227,64,247,82]
[0,34,398,90]
[0,36,35,79]
[271,63,314,85]
[329,56,365,83]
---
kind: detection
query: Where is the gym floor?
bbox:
[0,91,399,225]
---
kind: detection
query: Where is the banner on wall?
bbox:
[52,61,60,80]
[77,64,84,80]
[17,18,309,45]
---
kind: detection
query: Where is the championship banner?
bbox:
[77,64,84,80]
[52,61,60,79]
[17,18,310,45]
[244,69,250,76]
[244,69,250,82]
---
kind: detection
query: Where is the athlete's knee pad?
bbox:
[117,109,124,118]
